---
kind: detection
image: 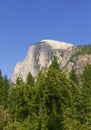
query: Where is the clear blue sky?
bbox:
[0,0,91,78]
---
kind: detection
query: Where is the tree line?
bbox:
[0,57,91,130]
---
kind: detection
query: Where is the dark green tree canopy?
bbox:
[26,72,35,86]
[1,61,91,129]
[69,67,78,85]
[50,56,60,70]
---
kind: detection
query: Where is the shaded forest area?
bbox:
[0,57,91,130]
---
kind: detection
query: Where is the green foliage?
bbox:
[9,77,34,122]
[0,70,10,108]
[79,64,91,125]
[26,72,35,86]
[1,58,91,129]
[30,61,79,130]
[50,56,60,70]
[3,122,25,130]
[79,45,91,55]
[16,76,24,85]
[29,72,48,130]
[0,105,9,130]
[69,67,78,85]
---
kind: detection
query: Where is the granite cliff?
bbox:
[12,40,91,83]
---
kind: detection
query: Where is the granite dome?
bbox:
[12,39,74,83]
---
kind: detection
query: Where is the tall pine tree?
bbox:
[79,63,91,129]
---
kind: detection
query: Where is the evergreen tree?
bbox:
[9,77,33,122]
[4,58,82,130]
[0,105,9,130]
[0,71,10,108]
[0,70,4,106]
[47,66,80,130]
[79,63,91,128]
[16,76,24,85]
[69,67,78,85]
[30,58,79,130]
[29,71,48,130]
[26,72,34,87]
[50,56,60,70]
[0,70,10,129]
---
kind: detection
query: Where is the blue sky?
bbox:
[0,0,91,78]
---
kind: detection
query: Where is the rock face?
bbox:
[75,54,91,75]
[12,39,91,83]
[12,39,74,83]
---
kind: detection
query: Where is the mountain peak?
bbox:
[40,39,74,50]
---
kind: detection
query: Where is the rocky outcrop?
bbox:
[12,39,91,83]
[12,39,74,83]
[75,54,91,75]
[64,53,91,76]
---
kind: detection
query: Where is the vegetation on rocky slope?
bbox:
[70,44,91,62]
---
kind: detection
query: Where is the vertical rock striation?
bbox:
[12,39,74,83]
